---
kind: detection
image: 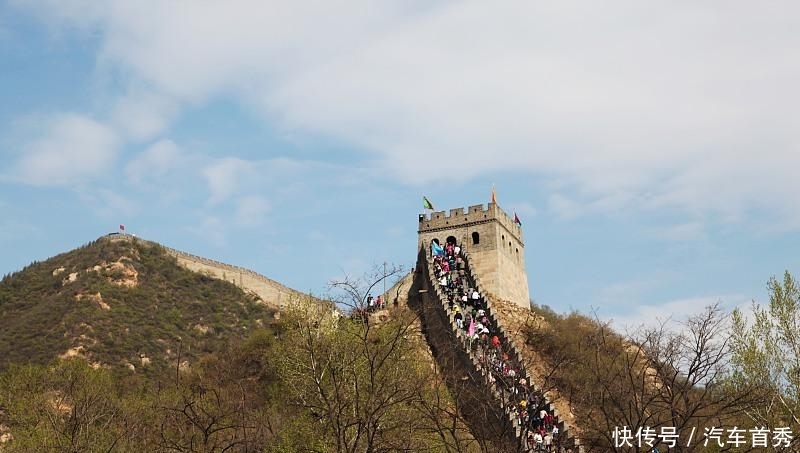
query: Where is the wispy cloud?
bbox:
[607,294,750,333]
[596,277,666,308]
[510,201,537,221]
[8,113,118,186]
[547,193,583,220]
[185,215,226,247]
[233,195,270,227]
[202,157,254,205]
[79,188,139,218]
[124,139,183,185]
[111,89,179,142]
[646,222,707,242]
[11,0,800,231]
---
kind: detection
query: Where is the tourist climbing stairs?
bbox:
[417,245,582,453]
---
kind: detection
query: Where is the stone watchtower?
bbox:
[418,202,531,308]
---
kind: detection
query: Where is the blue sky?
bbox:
[2,1,799,330]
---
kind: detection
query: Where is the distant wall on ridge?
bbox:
[105,233,310,308]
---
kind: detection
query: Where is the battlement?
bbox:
[417,199,529,308]
[418,203,522,242]
[102,233,310,308]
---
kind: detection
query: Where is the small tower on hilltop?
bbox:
[418,201,531,309]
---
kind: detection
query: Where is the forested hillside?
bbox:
[0,236,797,452]
[0,236,274,374]
[0,237,480,452]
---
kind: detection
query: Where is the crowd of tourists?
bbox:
[350,293,387,323]
[432,240,564,452]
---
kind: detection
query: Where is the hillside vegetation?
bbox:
[0,305,480,453]
[1,236,797,452]
[0,236,275,374]
[0,237,482,452]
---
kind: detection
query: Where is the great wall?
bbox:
[409,246,582,452]
[106,233,307,308]
[103,201,583,452]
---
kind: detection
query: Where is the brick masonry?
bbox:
[418,202,531,308]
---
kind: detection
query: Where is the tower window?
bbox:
[472,232,480,245]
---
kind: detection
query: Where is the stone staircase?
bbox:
[416,246,583,452]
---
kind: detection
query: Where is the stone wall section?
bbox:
[496,242,530,308]
[418,203,530,308]
[106,233,308,308]
[411,249,518,451]
[416,244,583,452]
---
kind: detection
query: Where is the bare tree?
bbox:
[525,304,754,453]
[276,265,462,452]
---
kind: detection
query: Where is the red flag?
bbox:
[514,213,521,226]
[119,224,125,231]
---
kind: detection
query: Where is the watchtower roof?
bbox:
[418,202,522,243]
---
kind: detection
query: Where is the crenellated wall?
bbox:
[409,248,518,452]
[104,233,309,308]
[419,204,521,236]
[418,203,530,308]
[414,245,583,452]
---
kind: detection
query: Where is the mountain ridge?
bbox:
[0,234,287,374]
[107,232,312,308]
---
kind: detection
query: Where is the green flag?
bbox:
[423,196,434,210]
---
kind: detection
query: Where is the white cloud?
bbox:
[607,294,749,334]
[234,195,271,227]
[202,157,254,205]
[78,187,138,218]
[111,88,179,141]
[547,193,583,220]
[9,113,119,186]
[511,202,537,221]
[124,139,182,185]
[14,1,800,229]
[646,222,707,242]
[185,215,226,247]
[307,229,328,242]
[9,0,107,32]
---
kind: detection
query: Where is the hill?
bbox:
[0,235,279,374]
[0,235,773,452]
[0,236,484,453]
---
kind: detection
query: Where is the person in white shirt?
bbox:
[533,432,543,451]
